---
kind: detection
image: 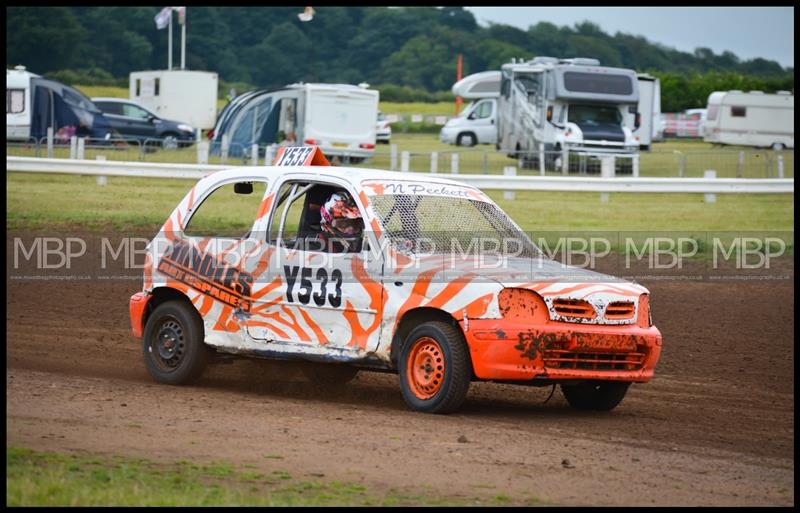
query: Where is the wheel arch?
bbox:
[389,307,470,370]
[143,286,199,329]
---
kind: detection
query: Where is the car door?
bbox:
[244,176,385,357]
[470,99,497,144]
[161,176,272,349]
[117,102,159,139]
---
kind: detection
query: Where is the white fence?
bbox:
[6,156,794,195]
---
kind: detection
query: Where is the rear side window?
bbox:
[6,89,24,113]
[96,102,123,115]
[184,181,269,238]
[731,106,746,117]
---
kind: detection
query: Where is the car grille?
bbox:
[604,301,635,320]
[552,298,596,319]
[543,349,646,371]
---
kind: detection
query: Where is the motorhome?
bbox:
[496,57,641,169]
[210,83,379,162]
[703,90,794,149]
[130,69,218,130]
[7,65,114,142]
[439,71,500,146]
[633,74,662,150]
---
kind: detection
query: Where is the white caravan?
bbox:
[703,90,794,149]
[130,70,219,130]
[497,57,641,168]
[6,65,36,140]
[211,83,379,162]
[439,71,500,146]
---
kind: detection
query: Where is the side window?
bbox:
[184,181,268,238]
[475,101,492,119]
[97,102,123,116]
[270,181,364,253]
[123,104,151,120]
[731,106,746,117]
[7,89,24,114]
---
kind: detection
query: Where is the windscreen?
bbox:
[370,194,542,258]
[568,104,622,124]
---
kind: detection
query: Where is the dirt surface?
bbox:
[6,261,795,506]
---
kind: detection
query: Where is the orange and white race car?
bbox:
[130,146,662,413]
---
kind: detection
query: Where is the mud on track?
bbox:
[6,264,795,505]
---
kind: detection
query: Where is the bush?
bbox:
[376,83,454,103]
[46,68,126,88]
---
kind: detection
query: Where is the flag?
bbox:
[173,6,186,25]
[154,6,172,30]
[298,6,314,22]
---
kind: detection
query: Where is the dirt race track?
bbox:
[6,262,795,506]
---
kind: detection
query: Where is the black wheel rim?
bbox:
[149,315,186,372]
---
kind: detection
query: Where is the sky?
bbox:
[465,7,794,69]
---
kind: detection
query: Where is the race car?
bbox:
[130,146,662,414]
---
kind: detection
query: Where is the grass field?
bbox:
[7,446,522,506]
[6,171,793,235]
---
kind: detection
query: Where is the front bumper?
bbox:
[461,318,662,383]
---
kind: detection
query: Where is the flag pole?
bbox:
[181,12,186,69]
[168,13,173,70]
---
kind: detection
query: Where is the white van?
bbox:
[703,90,793,149]
[439,71,500,146]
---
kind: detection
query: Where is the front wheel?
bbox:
[560,381,630,411]
[398,321,472,414]
[142,300,211,385]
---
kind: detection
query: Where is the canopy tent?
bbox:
[29,77,114,141]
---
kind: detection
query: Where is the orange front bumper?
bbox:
[129,292,151,338]
[461,319,662,383]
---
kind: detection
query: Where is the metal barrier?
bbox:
[7,156,794,195]
[7,138,794,180]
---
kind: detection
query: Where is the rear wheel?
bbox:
[142,300,210,385]
[561,381,630,411]
[771,142,786,150]
[398,321,471,414]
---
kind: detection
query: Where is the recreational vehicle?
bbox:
[496,57,641,169]
[210,83,379,162]
[703,90,794,149]
[6,65,114,142]
[439,70,500,146]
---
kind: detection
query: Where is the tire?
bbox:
[560,381,630,411]
[456,133,476,147]
[398,321,472,414]
[771,142,785,150]
[302,363,359,386]
[161,133,179,150]
[142,300,211,385]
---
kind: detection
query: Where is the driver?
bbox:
[319,191,364,253]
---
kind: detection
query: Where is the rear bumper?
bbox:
[129,292,152,338]
[461,319,662,383]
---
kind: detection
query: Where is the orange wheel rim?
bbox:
[406,336,445,400]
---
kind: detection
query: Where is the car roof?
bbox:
[201,165,479,191]
[91,97,138,103]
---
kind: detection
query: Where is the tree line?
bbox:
[6,6,794,112]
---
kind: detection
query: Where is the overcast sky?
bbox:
[465,7,794,68]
